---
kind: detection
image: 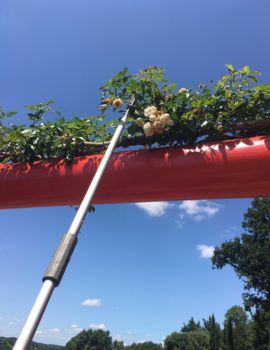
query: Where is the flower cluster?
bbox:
[99,97,124,112]
[137,106,174,137]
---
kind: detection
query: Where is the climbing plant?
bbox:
[0,64,270,164]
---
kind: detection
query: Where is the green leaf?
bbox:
[254,84,270,94]
[248,75,258,83]
[226,64,235,72]
[242,66,250,75]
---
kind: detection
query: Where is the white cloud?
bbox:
[175,213,185,228]
[197,244,215,258]
[81,298,101,307]
[71,324,83,333]
[179,200,221,221]
[135,201,172,216]
[50,328,60,333]
[90,323,106,330]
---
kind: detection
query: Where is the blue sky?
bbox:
[0,0,270,346]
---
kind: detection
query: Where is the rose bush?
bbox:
[0,64,270,163]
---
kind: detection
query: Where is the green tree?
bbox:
[223,306,252,350]
[164,330,209,350]
[125,341,162,350]
[65,329,113,350]
[181,317,202,332]
[212,198,270,348]
[252,310,270,350]
[212,198,270,312]
[112,340,125,350]
[203,314,222,350]
[223,317,234,350]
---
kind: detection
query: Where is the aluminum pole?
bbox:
[13,97,135,350]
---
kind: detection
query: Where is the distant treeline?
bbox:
[64,305,269,350]
[0,336,63,350]
[1,305,269,350]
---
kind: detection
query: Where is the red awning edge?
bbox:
[0,136,270,209]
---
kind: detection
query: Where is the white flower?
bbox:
[179,88,188,94]
[143,122,155,137]
[144,106,158,117]
[160,113,170,126]
[149,114,157,122]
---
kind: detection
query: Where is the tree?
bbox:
[164,330,209,350]
[203,314,222,350]
[212,198,270,313]
[65,329,113,350]
[181,317,202,333]
[252,310,270,350]
[224,317,234,350]
[223,306,252,350]
[113,340,125,350]
[125,342,162,350]
[212,198,270,349]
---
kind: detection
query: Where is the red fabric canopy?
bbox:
[0,136,269,209]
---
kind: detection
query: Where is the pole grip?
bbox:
[43,234,78,286]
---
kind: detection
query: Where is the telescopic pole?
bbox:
[13,97,135,350]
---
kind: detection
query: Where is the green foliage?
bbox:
[65,329,113,350]
[0,337,63,350]
[181,317,202,332]
[125,342,162,350]
[0,101,113,163]
[223,306,252,350]
[113,340,125,350]
[212,198,270,313]
[1,65,270,164]
[203,315,222,350]
[164,330,209,350]
[252,309,270,350]
[212,198,270,348]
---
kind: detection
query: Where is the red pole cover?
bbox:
[0,136,270,209]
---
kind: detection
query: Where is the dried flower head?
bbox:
[103,98,112,105]
[112,98,124,109]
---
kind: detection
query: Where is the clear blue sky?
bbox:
[0,0,270,346]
